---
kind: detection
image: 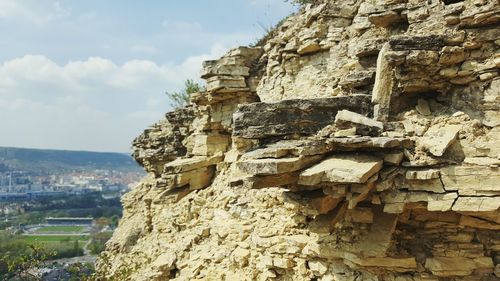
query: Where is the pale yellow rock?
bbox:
[372,43,393,121]
[405,179,445,193]
[406,170,440,180]
[424,257,491,276]
[299,154,383,185]
[420,124,461,156]
[231,247,251,266]
[463,157,500,166]
[297,41,321,55]
[334,127,357,137]
[439,66,459,78]
[344,253,417,270]
[151,253,176,271]
[381,191,458,212]
[384,152,404,165]
[246,173,298,189]
[192,134,230,156]
[335,110,384,132]
[206,75,246,91]
[273,257,293,269]
[441,165,500,195]
[308,260,328,276]
[483,111,500,127]
[237,155,322,176]
[310,196,343,214]
[452,197,500,212]
[164,154,223,174]
[416,99,431,115]
[368,11,401,27]
[163,166,214,190]
[383,202,406,213]
[439,46,466,65]
[256,256,273,270]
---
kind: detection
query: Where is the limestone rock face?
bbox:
[98,0,500,280]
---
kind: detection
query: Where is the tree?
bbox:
[165,79,204,109]
[1,244,55,281]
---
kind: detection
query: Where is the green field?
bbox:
[20,235,88,258]
[22,235,89,243]
[37,225,85,233]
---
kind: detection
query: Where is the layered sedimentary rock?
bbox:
[98,0,500,280]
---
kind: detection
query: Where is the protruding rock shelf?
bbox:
[232,95,372,139]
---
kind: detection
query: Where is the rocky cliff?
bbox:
[97,0,500,280]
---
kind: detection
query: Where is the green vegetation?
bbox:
[2,192,123,228]
[165,79,204,108]
[20,235,86,259]
[37,226,84,233]
[88,232,113,255]
[0,242,55,281]
[286,0,318,5]
[21,235,89,243]
[0,231,56,279]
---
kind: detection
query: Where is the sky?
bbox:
[0,0,296,153]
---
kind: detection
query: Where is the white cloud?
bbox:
[0,44,227,152]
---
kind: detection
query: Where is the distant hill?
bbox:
[0,147,141,173]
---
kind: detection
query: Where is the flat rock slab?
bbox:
[389,35,445,51]
[335,110,383,136]
[241,139,332,160]
[344,253,416,270]
[164,154,223,174]
[237,155,322,176]
[420,124,461,156]
[233,95,372,139]
[327,136,409,149]
[381,191,458,213]
[298,154,383,185]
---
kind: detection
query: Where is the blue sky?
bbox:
[0,0,295,152]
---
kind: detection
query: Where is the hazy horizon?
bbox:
[0,0,295,153]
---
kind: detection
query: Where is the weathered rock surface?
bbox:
[233,95,372,139]
[98,0,500,280]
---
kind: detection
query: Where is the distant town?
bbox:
[0,147,145,278]
[0,168,142,202]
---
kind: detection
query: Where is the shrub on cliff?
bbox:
[286,0,320,5]
[165,79,204,109]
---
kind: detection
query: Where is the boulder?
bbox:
[420,124,461,156]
